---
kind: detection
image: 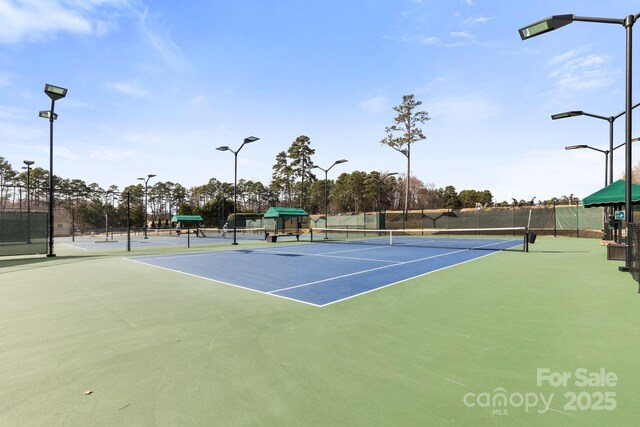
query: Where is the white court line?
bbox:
[318,249,502,307]
[126,239,519,307]
[125,257,322,307]
[269,248,470,294]
[271,238,517,295]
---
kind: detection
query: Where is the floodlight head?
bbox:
[23,160,35,166]
[148,174,156,179]
[216,146,230,151]
[39,110,58,120]
[335,159,348,165]
[244,136,259,144]
[565,145,588,150]
[551,111,583,120]
[518,14,575,40]
[44,84,68,101]
[137,177,145,181]
[387,172,399,176]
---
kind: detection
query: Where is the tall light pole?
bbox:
[552,104,640,185]
[368,172,398,229]
[41,83,67,257]
[312,159,348,235]
[564,145,614,187]
[565,144,613,240]
[216,136,259,245]
[137,174,156,239]
[554,108,640,242]
[23,160,34,244]
[371,172,399,212]
[103,190,112,241]
[519,12,640,268]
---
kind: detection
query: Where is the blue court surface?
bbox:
[127,237,522,306]
[59,231,265,251]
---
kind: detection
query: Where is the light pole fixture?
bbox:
[38,111,58,120]
[552,103,640,185]
[565,145,610,186]
[216,136,259,245]
[566,140,634,242]
[312,159,348,237]
[23,160,35,244]
[370,172,399,213]
[137,174,156,239]
[520,11,640,268]
[41,83,67,257]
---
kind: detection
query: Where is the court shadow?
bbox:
[0,254,102,271]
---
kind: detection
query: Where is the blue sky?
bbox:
[1,0,640,203]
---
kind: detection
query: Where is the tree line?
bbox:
[0,94,587,230]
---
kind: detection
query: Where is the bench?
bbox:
[602,240,626,261]
[266,232,301,243]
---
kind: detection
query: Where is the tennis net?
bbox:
[207,227,266,240]
[310,227,529,251]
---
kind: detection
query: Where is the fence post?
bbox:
[126,191,131,252]
[576,203,579,238]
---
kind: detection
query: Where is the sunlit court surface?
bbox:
[128,234,524,306]
[2,236,639,426]
[3,1,640,424]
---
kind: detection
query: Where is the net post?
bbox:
[126,191,131,252]
[524,227,529,252]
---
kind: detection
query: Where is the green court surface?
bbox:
[1,237,639,426]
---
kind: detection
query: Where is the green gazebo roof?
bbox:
[582,180,640,207]
[171,215,204,222]
[263,207,309,218]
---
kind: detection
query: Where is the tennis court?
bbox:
[59,228,267,251]
[2,235,639,426]
[129,233,524,306]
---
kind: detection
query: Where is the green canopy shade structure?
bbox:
[582,180,640,207]
[263,207,309,218]
[263,207,309,240]
[171,215,204,222]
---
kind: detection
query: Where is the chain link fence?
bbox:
[310,205,604,237]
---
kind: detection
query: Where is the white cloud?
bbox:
[360,96,389,114]
[0,0,134,44]
[106,81,148,97]
[462,16,492,25]
[56,146,80,161]
[0,105,25,120]
[547,51,618,95]
[399,34,466,48]
[136,7,190,71]
[450,31,473,39]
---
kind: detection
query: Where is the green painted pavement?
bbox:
[0,237,638,426]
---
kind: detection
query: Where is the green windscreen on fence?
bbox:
[0,212,48,256]
[310,206,604,233]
